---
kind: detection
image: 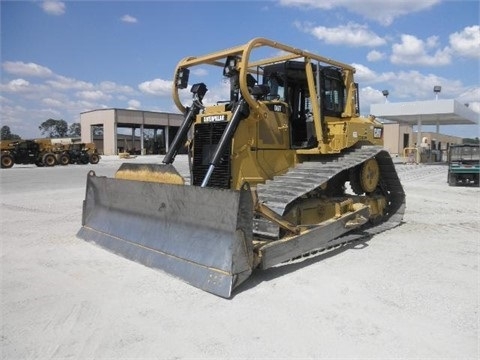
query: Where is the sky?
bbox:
[1,0,479,139]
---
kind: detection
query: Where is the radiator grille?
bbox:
[192,122,231,189]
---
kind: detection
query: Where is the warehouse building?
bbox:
[80,108,184,155]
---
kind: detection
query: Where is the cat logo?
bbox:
[266,103,286,113]
[202,115,227,123]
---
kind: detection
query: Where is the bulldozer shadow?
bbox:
[233,235,374,297]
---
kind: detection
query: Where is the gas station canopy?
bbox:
[371,99,479,163]
[371,99,479,126]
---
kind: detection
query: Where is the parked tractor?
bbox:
[1,140,57,168]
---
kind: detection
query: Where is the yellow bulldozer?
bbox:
[78,38,405,297]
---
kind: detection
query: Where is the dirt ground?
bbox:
[1,155,478,359]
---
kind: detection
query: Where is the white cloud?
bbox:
[46,76,94,91]
[201,81,231,106]
[191,68,208,76]
[0,79,51,96]
[0,62,147,137]
[397,71,464,99]
[2,61,53,77]
[351,63,396,85]
[76,90,112,102]
[0,95,12,104]
[42,97,65,108]
[2,103,62,136]
[449,25,480,59]
[352,63,380,83]
[0,104,28,125]
[456,86,480,104]
[279,0,344,11]
[425,36,439,49]
[128,99,141,109]
[2,79,31,92]
[41,1,65,16]
[121,15,138,24]
[456,86,480,113]
[99,81,135,95]
[390,34,451,66]
[356,70,466,114]
[360,86,386,107]
[174,81,230,108]
[350,63,465,102]
[138,78,172,96]
[280,0,440,26]
[367,50,386,62]
[380,70,461,100]
[295,22,386,47]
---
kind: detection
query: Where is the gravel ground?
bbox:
[1,155,478,359]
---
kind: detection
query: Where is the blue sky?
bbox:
[1,0,479,139]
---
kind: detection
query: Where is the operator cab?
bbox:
[262,61,347,149]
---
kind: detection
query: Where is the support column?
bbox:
[113,123,117,155]
[112,110,118,155]
[141,112,145,155]
[435,120,441,161]
[416,116,422,163]
[165,115,170,153]
[103,112,118,155]
[140,124,145,155]
[131,127,135,153]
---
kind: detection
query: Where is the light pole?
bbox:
[434,85,441,100]
[382,90,389,103]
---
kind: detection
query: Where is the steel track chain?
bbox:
[254,146,406,247]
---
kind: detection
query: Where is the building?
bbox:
[382,122,464,154]
[371,99,479,162]
[383,123,463,161]
[80,108,184,155]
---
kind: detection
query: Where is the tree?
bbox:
[92,126,103,137]
[68,123,81,137]
[462,137,479,144]
[38,119,68,138]
[0,125,21,140]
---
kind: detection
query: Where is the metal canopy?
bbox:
[371,99,479,126]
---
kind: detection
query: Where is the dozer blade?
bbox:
[115,163,185,184]
[77,170,254,298]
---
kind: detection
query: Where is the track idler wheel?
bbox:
[349,158,380,194]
